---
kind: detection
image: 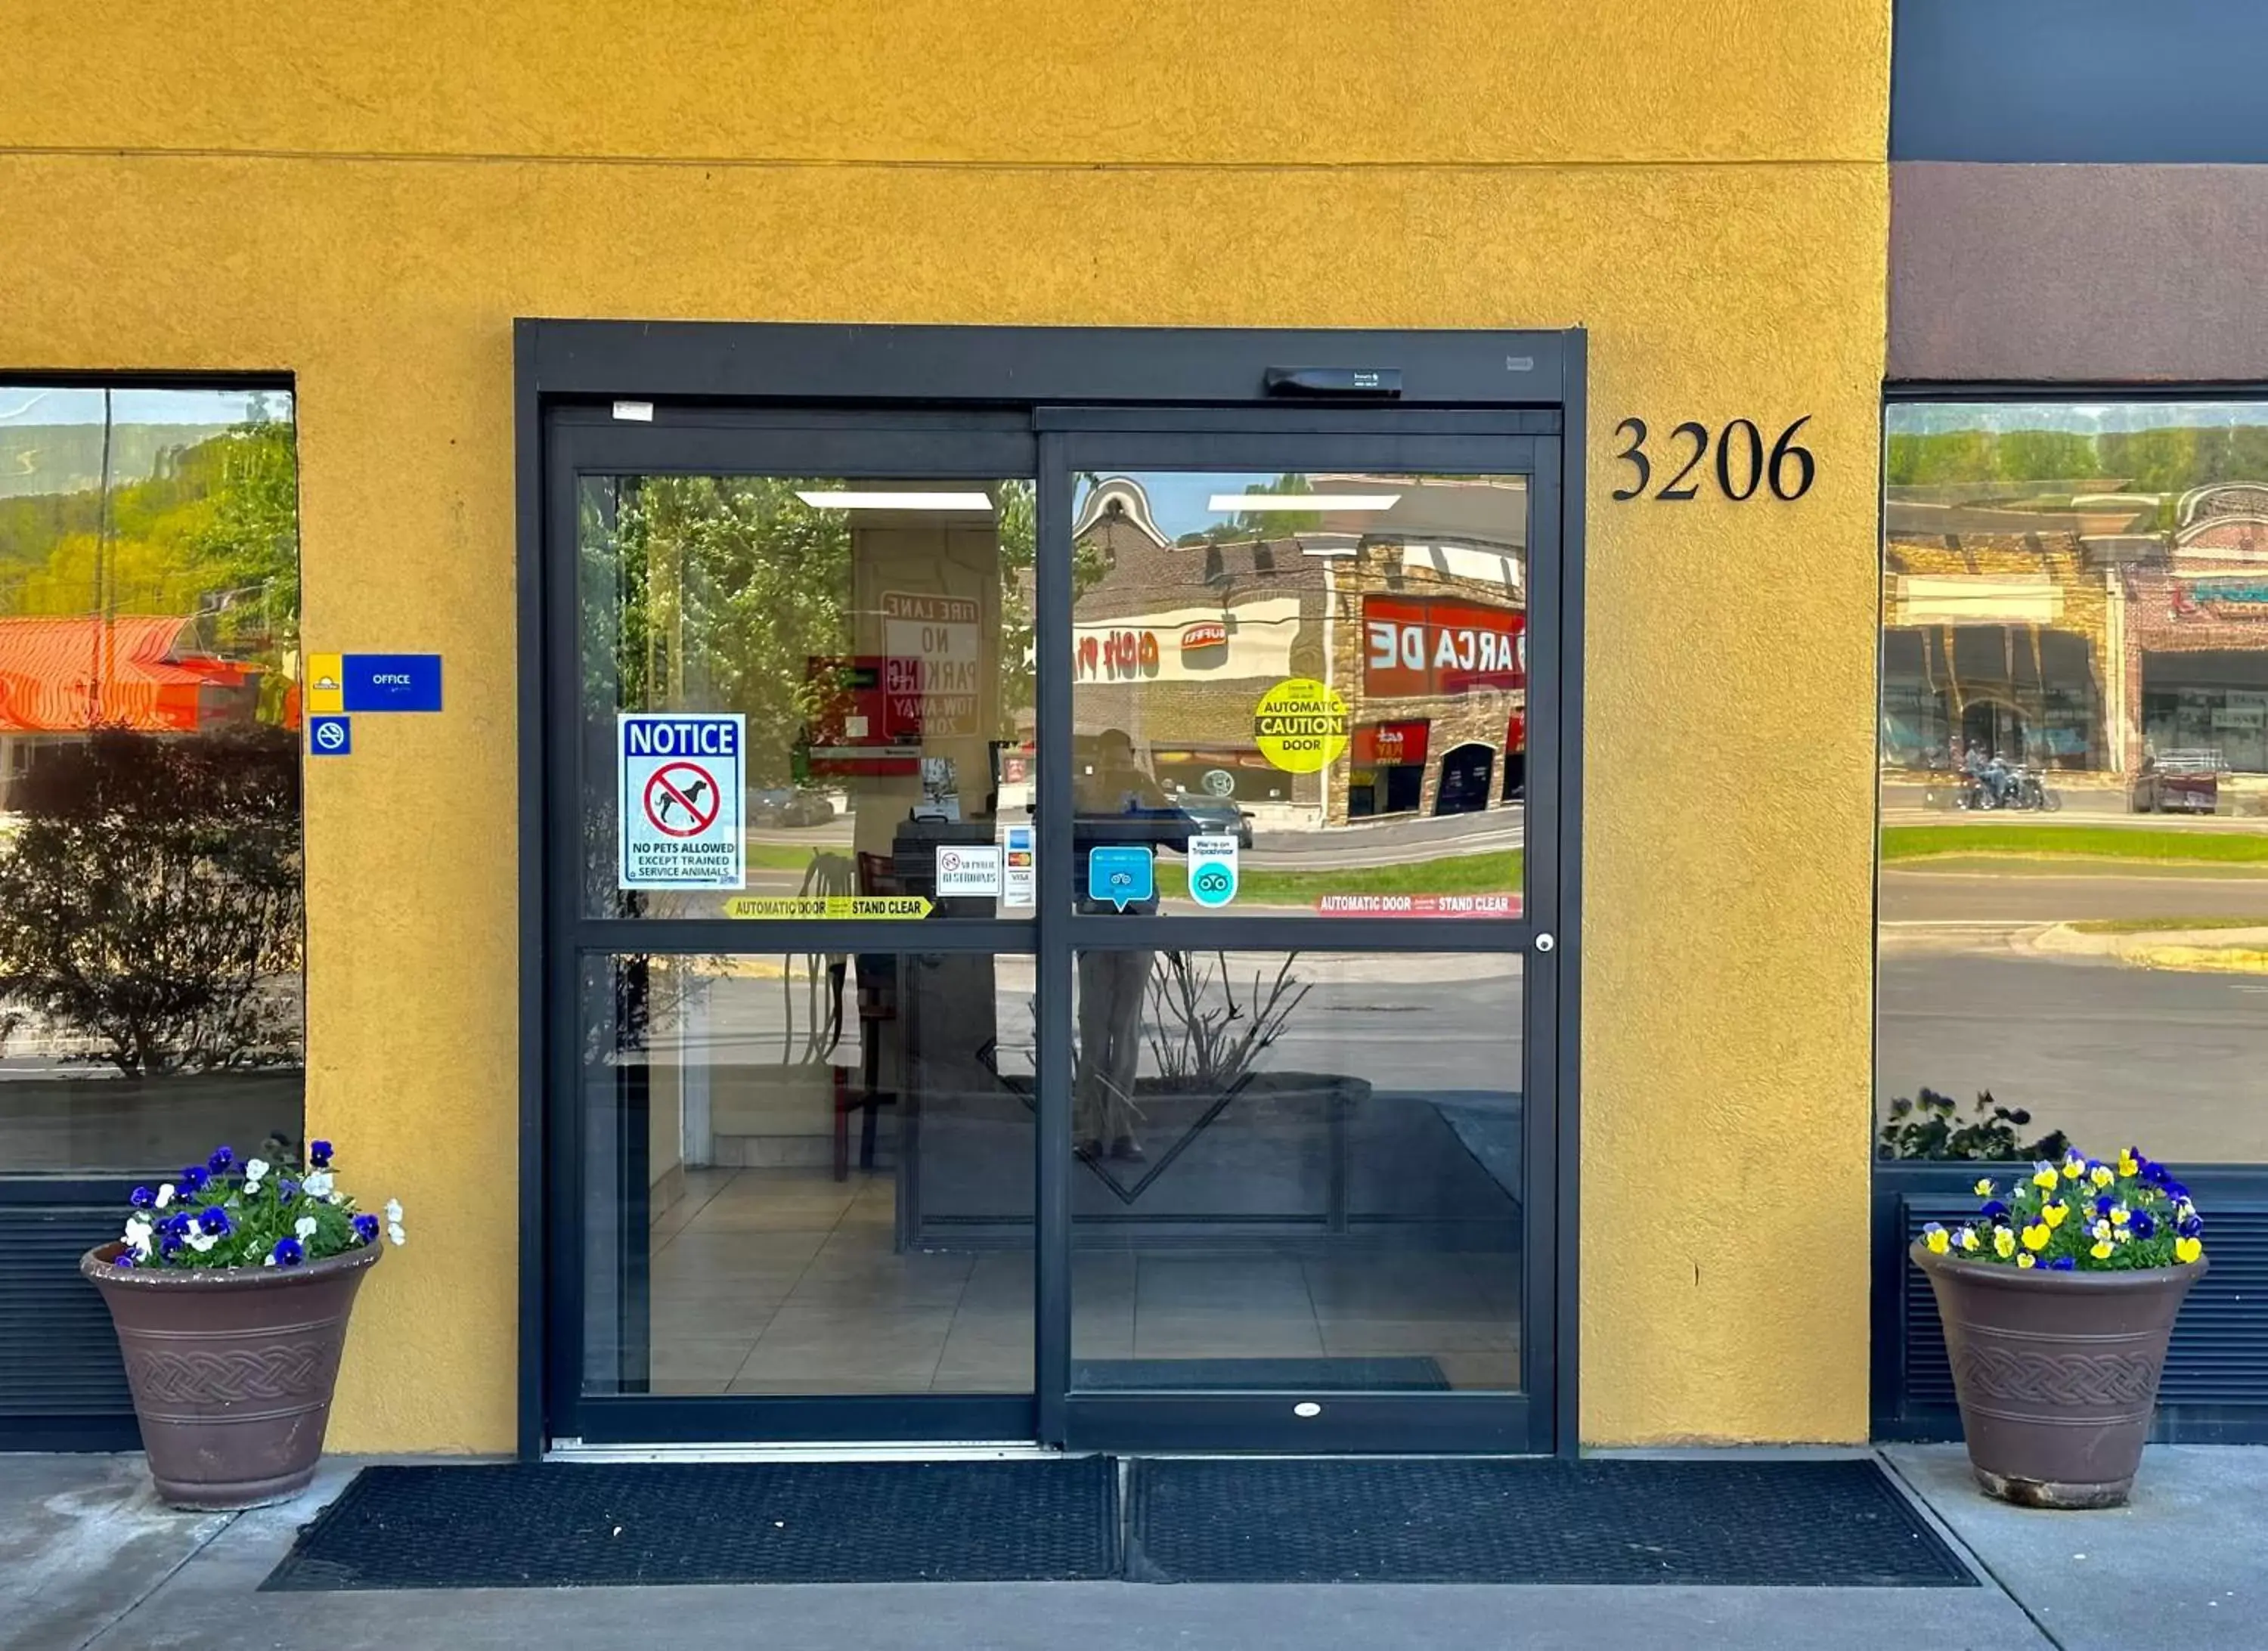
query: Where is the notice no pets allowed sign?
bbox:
[618,714,746,890]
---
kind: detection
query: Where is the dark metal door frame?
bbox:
[516,322,1587,1458]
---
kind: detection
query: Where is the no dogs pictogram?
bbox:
[643,761,720,838]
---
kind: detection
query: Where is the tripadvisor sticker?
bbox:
[1253,677,1348,773]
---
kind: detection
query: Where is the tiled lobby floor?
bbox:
[646,1166,1520,1395]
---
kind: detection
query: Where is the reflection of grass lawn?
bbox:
[2069,916,2268,934]
[745,841,852,872]
[1882,825,2268,866]
[1157,849,1522,906]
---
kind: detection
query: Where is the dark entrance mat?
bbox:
[1074,1356,1451,1391]
[260,1458,1120,1590]
[1123,1457,1977,1586]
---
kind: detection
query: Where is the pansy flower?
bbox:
[2176,1236,2204,1265]
[129,1186,154,1209]
[1979,1199,2009,1221]
[207,1145,234,1175]
[197,1206,231,1237]
[271,1237,305,1268]
[2048,1256,2077,1271]
[2130,1210,2158,1240]
[181,1164,209,1194]
[309,1139,333,1169]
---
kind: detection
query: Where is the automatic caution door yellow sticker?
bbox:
[723,895,934,920]
[1253,677,1349,773]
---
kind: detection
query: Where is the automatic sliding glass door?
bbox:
[546,412,1044,1445]
[542,408,1564,1453]
[1036,429,1562,1454]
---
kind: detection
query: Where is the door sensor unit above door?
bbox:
[1263,366,1402,398]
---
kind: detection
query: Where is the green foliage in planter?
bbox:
[1877,1086,2069,1164]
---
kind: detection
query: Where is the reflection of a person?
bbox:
[1073,729,1171,1161]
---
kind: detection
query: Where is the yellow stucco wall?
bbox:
[0,2,1889,1448]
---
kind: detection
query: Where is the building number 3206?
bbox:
[1611,417,1815,502]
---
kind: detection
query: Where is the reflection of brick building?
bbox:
[1882,484,2268,782]
[1881,518,2116,773]
[1070,476,1526,822]
[2123,485,2268,774]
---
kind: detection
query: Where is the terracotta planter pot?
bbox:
[81,1240,381,1510]
[1912,1243,2204,1509]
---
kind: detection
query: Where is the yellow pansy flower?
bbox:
[1925,1228,1950,1254]
[2032,1168,2060,1190]
[2022,1223,2051,1252]
[2176,1236,2204,1265]
[2090,1165,2115,1188]
[2112,1206,2130,1226]
[2093,1219,2112,1241]
[2062,1160,2085,1181]
[2042,1203,2069,1229]
[2091,1241,2115,1260]
[1974,1179,1994,1197]
[2118,1151,2140,1178]
[2017,1253,2037,1269]
[1960,1228,1980,1252]
[1993,1227,2015,1259]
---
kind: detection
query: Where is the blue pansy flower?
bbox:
[2048,1256,2077,1272]
[278,1178,299,1203]
[112,1252,136,1268]
[1979,1200,2009,1220]
[271,1237,305,1268]
[2093,1194,2116,1216]
[164,1211,194,1238]
[2164,1180,2190,1203]
[2179,1215,2204,1239]
[309,1140,333,1169]
[352,1213,380,1246]
[2143,1163,2169,1186]
[181,1164,209,1194]
[198,1206,231,1237]
[159,1234,182,1259]
[2130,1210,2157,1240]
[207,1145,234,1174]
[129,1186,154,1208]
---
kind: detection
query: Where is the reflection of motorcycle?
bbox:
[2010,766,2062,812]
[1954,773,1999,810]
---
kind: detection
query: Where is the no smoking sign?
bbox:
[618,714,745,890]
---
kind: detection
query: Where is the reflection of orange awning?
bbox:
[0,616,250,734]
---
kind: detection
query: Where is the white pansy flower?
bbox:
[154,1183,174,1210]
[383,1199,403,1224]
[262,1253,277,1267]
[302,1170,336,1200]
[185,1230,217,1255]
[386,1222,406,1247]
[122,1217,153,1258]
[295,1216,318,1240]
[244,1157,270,1189]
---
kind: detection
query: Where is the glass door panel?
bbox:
[1067,949,1525,1394]
[1068,470,1529,922]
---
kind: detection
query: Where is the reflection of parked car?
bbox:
[1173,796,1254,848]
[2133,754,2220,815]
[749,787,837,827]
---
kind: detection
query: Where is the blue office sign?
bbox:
[342,653,443,713]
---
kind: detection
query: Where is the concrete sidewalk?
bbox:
[4,1445,2259,1650]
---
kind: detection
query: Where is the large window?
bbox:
[0,386,302,1176]
[1879,401,2268,1166]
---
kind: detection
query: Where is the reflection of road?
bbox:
[1879,950,2267,1165]
[665,952,1522,1095]
[1879,863,2268,1163]
[1882,868,2268,924]
[1247,807,1523,870]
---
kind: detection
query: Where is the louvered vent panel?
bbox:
[0,1206,131,1415]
